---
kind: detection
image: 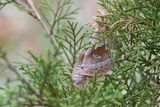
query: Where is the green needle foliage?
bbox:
[0,0,160,107]
[57,21,88,67]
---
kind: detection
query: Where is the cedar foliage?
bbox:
[0,0,160,107]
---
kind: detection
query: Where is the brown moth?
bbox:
[72,45,114,87]
[72,9,114,87]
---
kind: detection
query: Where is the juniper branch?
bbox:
[25,0,58,48]
[0,53,44,105]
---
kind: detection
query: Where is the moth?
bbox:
[72,9,114,87]
[72,45,114,87]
